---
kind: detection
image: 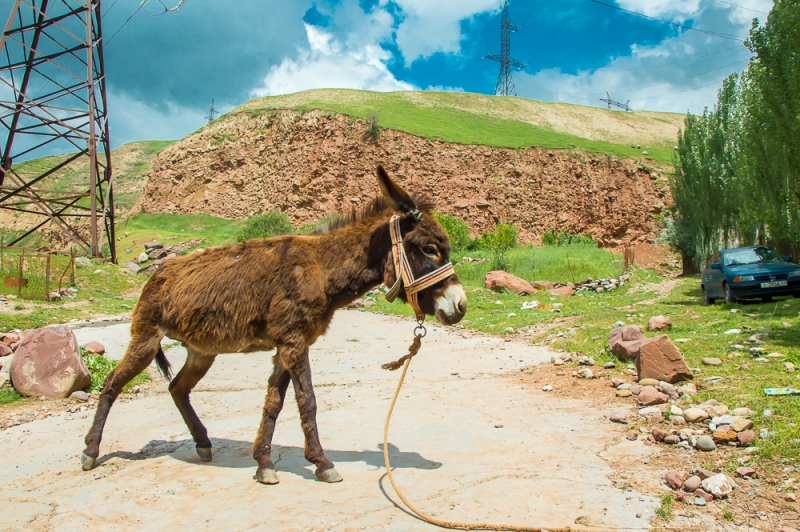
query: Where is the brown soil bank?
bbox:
[138,110,671,246]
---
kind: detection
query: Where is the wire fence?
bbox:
[0,238,76,301]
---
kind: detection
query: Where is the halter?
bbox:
[384,213,455,322]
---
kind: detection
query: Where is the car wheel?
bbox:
[724,284,737,304]
[762,296,773,303]
[703,287,714,305]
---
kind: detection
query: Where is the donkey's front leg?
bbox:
[253,355,291,485]
[283,339,342,483]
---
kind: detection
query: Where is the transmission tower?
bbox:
[484,1,526,96]
[600,92,632,112]
[206,98,217,123]
[0,0,115,261]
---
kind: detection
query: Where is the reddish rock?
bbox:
[693,468,716,480]
[665,471,682,490]
[9,326,90,399]
[651,427,666,442]
[636,335,693,384]
[663,435,680,444]
[737,430,756,446]
[549,285,575,296]
[608,325,646,361]
[485,271,535,295]
[0,332,20,345]
[646,315,672,331]
[81,341,106,356]
[694,488,714,502]
[638,385,669,406]
[712,430,737,443]
[529,281,554,290]
[0,343,12,357]
[736,467,756,478]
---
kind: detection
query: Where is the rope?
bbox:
[382,334,576,532]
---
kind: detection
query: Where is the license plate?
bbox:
[761,281,787,288]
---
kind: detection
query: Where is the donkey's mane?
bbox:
[314,193,435,234]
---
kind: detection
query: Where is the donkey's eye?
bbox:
[422,245,438,256]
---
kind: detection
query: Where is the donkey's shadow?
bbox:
[96,438,441,480]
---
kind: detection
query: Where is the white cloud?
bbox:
[616,0,702,19]
[251,24,415,97]
[394,0,502,65]
[108,90,207,146]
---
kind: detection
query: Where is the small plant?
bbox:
[83,352,150,393]
[542,229,596,247]
[365,112,380,139]
[0,389,21,404]
[480,223,517,270]
[13,303,23,311]
[434,212,472,252]
[655,493,674,520]
[236,210,294,242]
[722,507,735,521]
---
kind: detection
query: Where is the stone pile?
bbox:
[663,470,738,506]
[573,274,630,294]
[135,237,209,274]
[485,270,631,297]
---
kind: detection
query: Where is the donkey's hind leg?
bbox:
[253,355,291,484]
[169,347,216,462]
[82,327,163,471]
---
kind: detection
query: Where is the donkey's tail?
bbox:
[154,347,173,381]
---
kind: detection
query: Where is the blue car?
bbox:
[701,245,800,304]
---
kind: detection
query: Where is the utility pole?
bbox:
[484,1,526,96]
[206,98,217,123]
[599,92,632,112]
[0,0,115,261]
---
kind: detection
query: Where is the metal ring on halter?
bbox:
[414,323,427,338]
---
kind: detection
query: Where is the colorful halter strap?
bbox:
[385,213,455,322]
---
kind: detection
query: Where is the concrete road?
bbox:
[1,311,658,531]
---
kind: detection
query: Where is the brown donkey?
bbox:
[81,166,467,484]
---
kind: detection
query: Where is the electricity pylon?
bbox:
[484,1,526,96]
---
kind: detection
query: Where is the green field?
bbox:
[236,89,682,165]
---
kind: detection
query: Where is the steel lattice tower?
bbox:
[484,1,526,96]
[0,0,115,261]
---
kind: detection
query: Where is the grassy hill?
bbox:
[235,89,684,165]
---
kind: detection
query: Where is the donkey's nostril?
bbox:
[456,301,466,314]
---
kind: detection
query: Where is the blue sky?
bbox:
[5,0,772,147]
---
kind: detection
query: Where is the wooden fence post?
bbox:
[18,250,23,297]
[45,254,51,299]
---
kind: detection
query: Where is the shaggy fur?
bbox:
[81,166,464,483]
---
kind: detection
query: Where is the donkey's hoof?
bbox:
[80,452,97,471]
[315,467,343,483]
[196,446,213,462]
[256,467,280,485]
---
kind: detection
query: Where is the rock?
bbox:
[638,406,660,416]
[783,322,793,328]
[604,361,616,369]
[70,390,89,402]
[0,343,12,357]
[693,497,707,506]
[702,474,734,498]
[616,389,632,397]
[638,386,668,406]
[542,384,553,392]
[75,257,93,267]
[683,475,702,492]
[669,415,686,425]
[731,418,754,432]
[732,408,753,417]
[137,251,149,264]
[736,430,756,446]
[485,271,535,295]
[617,383,632,390]
[577,356,595,366]
[724,329,742,335]
[785,494,797,503]
[695,435,717,452]
[625,431,638,441]
[93,269,109,275]
[680,383,698,397]
[665,471,683,490]
[636,335,693,384]
[693,468,716,480]
[9,326,90,399]
[712,430,737,443]
[81,341,105,356]
[736,467,756,478]
[529,281,554,290]
[669,405,683,416]
[629,384,643,395]
[639,378,659,386]
[611,378,625,387]
[609,409,629,423]
[549,286,575,296]
[578,368,593,379]
[647,315,672,331]
[144,242,163,250]
[608,325,646,361]
[651,427,666,442]
[552,357,564,366]
[702,357,723,366]
[683,408,710,423]
[694,488,714,502]
[663,435,680,444]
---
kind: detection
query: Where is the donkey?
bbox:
[81,166,467,485]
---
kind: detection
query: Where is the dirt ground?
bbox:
[0,311,737,532]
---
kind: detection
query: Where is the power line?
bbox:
[615,58,749,94]
[520,0,589,65]
[600,44,747,72]
[713,0,770,15]
[589,0,748,41]
[628,75,741,102]
[105,5,143,45]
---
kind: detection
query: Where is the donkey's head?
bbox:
[377,166,467,326]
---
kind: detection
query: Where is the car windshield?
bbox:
[723,247,784,266]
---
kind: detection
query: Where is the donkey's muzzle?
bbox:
[434,284,467,325]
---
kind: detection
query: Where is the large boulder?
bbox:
[636,335,693,384]
[608,325,646,361]
[647,315,672,331]
[485,271,535,295]
[9,326,90,398]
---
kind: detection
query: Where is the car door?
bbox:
[706,252,724,297]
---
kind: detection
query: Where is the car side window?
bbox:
[710,252,720,268]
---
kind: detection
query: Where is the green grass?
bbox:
[0,389,21,404]
[655,493,675,520]
[83,353,150,393]
[236,90,679,165]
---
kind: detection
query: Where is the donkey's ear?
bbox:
[376,165,417,215]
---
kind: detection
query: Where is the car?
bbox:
[701,245,800,304]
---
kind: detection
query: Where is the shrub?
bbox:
[480,223,518,270]
[434,212,472,252]
[236,210,294,242]
[541,229,596,247]
[365,112,380,139]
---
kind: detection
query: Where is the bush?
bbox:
[434,212,472,252]
[480,223,518,270]
[541,229,596,247]
[365,112,380,139]
[236,210,294,242]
